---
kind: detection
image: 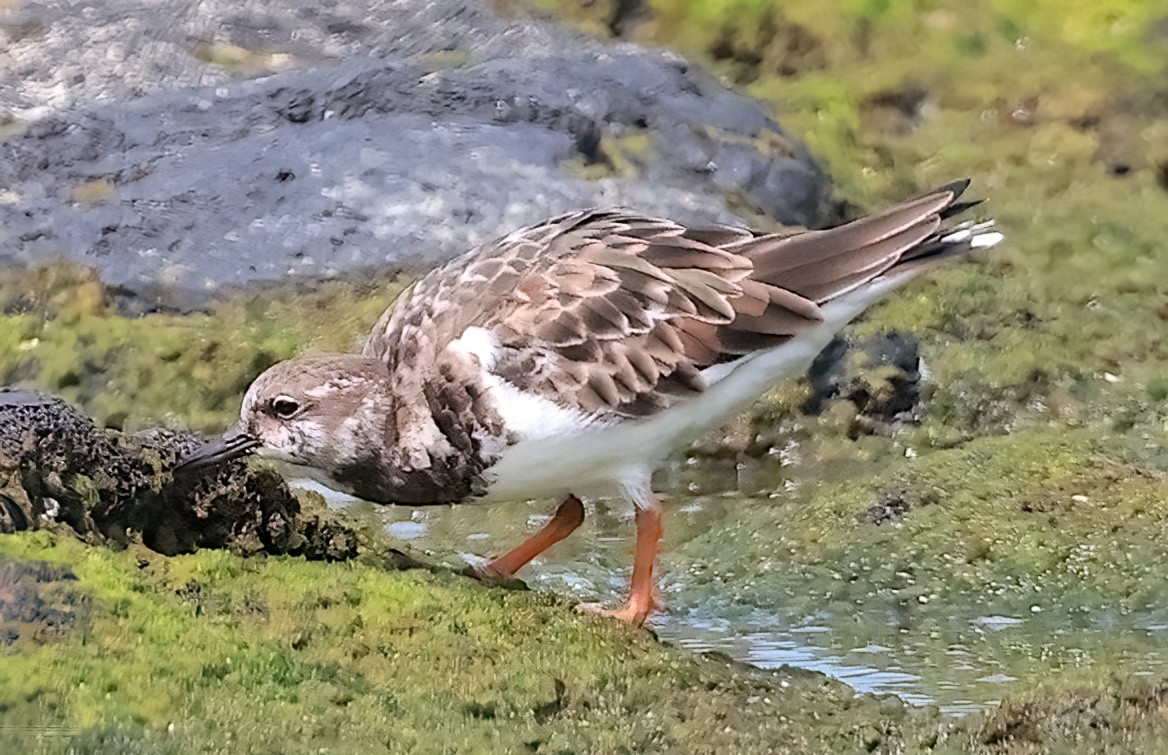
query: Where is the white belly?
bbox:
[480,280,905,507]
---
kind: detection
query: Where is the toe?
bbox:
[462,563,526,590]
[575,601,652,627]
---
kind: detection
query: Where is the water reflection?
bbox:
[337,467,1168,716]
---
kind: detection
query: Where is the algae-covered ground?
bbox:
[4,0,1168,750]
[0,266,404,433]
[0,532,952,753]
[11,530,1168,753]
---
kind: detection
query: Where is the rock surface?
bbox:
[0,559,85,647]
[0,0,832,309]
[0,388,364,559]
[803,332,925,432]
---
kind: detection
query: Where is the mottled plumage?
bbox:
[179,180,1002,625]
[365,182,982,425]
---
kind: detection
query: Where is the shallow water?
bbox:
[338,457,1168,716]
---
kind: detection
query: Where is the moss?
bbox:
[69,179,116,205]
[671,426,1168,709]
[710,428,1168,609]
[187,40,293,74]
[0,532,953,752]
[0,266,407,433]
[562,130,657,179]
[971,675,1168,752]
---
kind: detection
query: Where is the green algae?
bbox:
[538,0,1168,446]
[0,266,406,433]
[969,674,1168,753]
[562,130,657,180]
[0,532,952,753]
[664,425,1168,717]
[971,682,1168,755]
[678,426,1168,616]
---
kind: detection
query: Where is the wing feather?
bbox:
[363,183,985,423]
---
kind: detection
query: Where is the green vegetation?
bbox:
[0,266,405,432]
[8,528,1168,751]
[530,0,1168,737]
[0,533,941,753]
[671,427,1168,706]
[539,0,1168,445]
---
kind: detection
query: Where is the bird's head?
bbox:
[176,354,392,474]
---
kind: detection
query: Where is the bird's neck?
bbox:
[334,353,508,505]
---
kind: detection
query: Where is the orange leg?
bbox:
[473,495,585,582]
[579,495,663,627]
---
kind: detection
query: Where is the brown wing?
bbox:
[363,181,981,420]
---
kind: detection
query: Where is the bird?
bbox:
[177,180,1001,626]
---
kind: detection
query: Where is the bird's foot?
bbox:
[461,562,527,590]
[575,599,655,627]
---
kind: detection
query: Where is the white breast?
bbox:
[448,326,602,440]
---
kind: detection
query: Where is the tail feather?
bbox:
[734,190,954,281]
[703,180,1001,361]
[940,199,985,220]
[740,181,989,302]
[783,215,941,302]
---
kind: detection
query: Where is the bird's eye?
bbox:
[269,395,300,419]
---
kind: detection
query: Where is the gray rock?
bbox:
[0,0,833,309]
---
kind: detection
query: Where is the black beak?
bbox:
[174,431,261,474]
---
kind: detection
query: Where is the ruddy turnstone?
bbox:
[178,180,1001,626]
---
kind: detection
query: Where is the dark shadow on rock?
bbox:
[0,388,418,567]
[803,332,924,434]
